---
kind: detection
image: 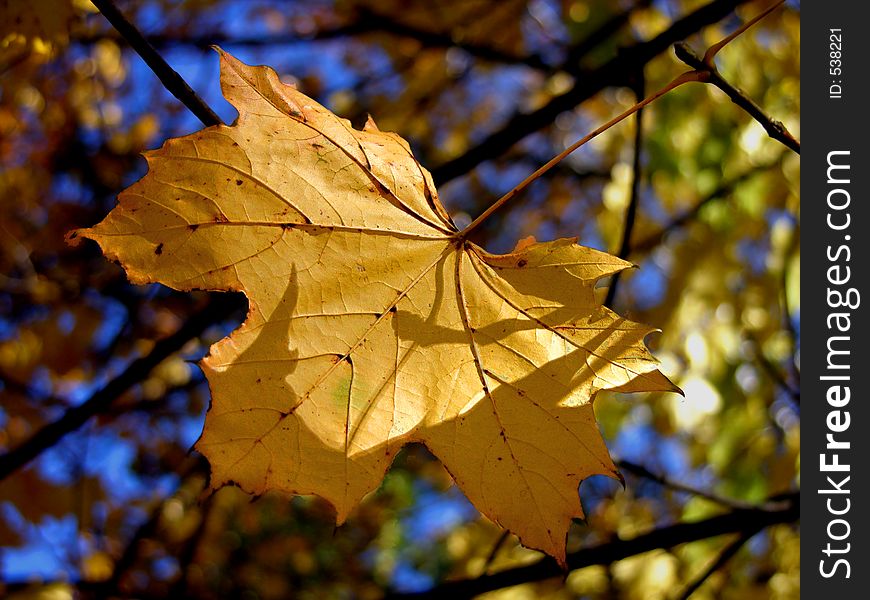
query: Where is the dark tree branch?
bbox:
[617,460,759,511]
[431,0,752,185]
[604,73,644,308]
[674,42,799,155]
[90,0,222,128]
[0,296,242,481]
[387,494,798,599]
[674,530,756,600]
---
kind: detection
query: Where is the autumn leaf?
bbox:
[69,49,679,565]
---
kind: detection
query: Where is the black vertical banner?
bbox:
[803,1,870,596]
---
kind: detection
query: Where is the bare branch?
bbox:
[90,0,222,128]
[673,42,799,155]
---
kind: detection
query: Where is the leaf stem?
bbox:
[702,0,785,63]
[459,70,703,239]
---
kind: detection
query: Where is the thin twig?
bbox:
[90,0,222,128]
[674,530,756,600]
[617,460,759,511]
[481,530,512,575]
[460,71,702,238]
[385,493,798,599]
[674,42,799,155]
[604,73,645,308]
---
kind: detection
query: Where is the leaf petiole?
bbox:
[459,69,704,239]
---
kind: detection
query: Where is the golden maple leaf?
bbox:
[70,50,679,565]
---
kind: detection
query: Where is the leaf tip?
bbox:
[616,470,627,490]
[363,114,380,132]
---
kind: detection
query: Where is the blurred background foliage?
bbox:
[0,0,799,598]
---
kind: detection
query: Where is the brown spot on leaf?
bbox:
[155,243,164,255]
[188,224,199,231]
[517,259,528,268]
[236,179,243,186]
